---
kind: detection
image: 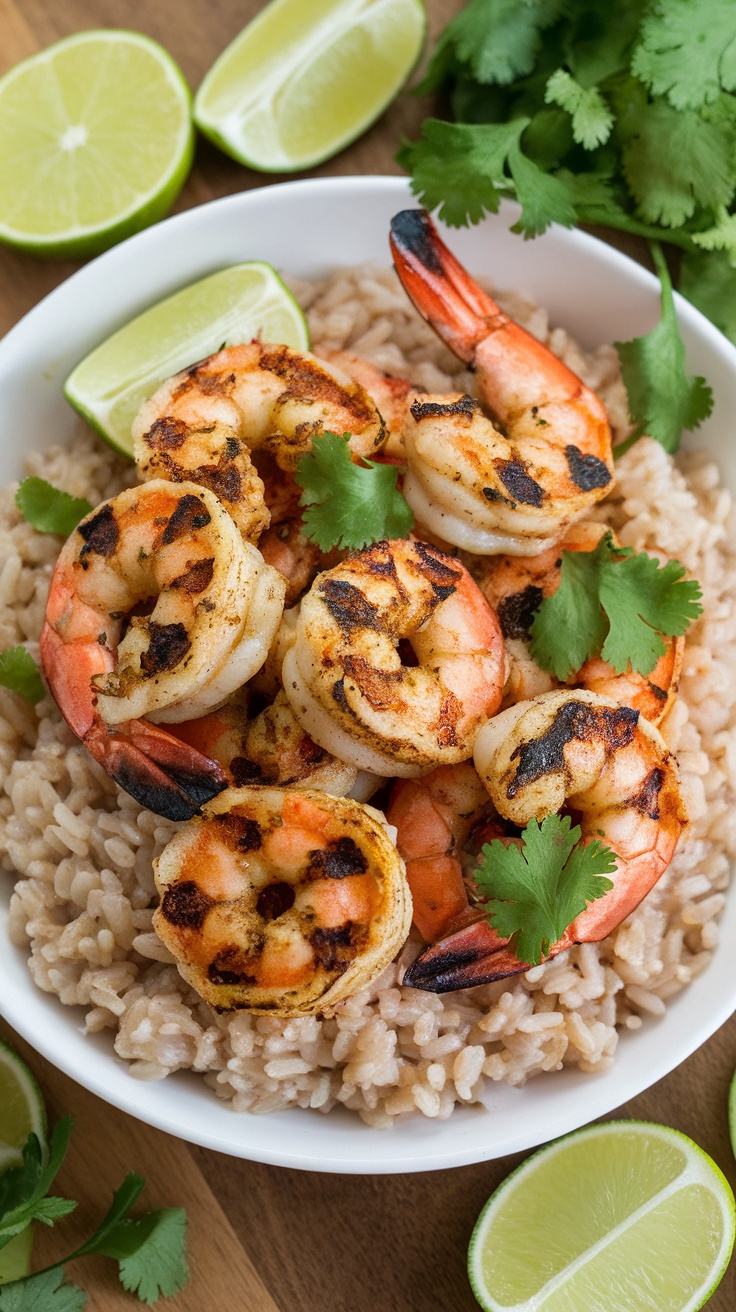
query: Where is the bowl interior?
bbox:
[2,175,735,1173]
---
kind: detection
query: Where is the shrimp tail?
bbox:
[40,622,227,822]
[402,917,529,992]
[389,209,499,361]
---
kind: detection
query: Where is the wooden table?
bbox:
[1,2,735,1308]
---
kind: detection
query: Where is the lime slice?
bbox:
[194,0,426,172]
[0,1039,48,1286]
[64,261,309,458]
[0,1037,47,1154]
[468,1120,735,1312]
[0,31,194,258]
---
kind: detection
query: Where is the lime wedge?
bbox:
[468,1120,735,1312]
[194,0,426,172]
[0,31,194,258]
[0,1036,47,1155]
[64,261,309,458]
[0,1229,34,1286]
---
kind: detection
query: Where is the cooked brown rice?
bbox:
[2,265,733,1127]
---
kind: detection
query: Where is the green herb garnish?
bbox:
[15,479,92,537]
[529,531,703,681]
[398,0,736,449]
[474,813,617,965]
[0,1120,189,1308]
[0,648,45,705]
[295,431,413,551]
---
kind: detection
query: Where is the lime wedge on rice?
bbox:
[0,31,194,259]
[468,1120,735,1312]
[64,261,309,458]
[193,0,426,172]
[0,1037,49,1285]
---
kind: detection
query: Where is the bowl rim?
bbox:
[2,173,736,1174]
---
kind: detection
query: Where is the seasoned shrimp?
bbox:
[283,538,505,778]
[387,762,492,941]
[478,522,683,723]
[40,481,286,818]
[153,786,412,1015]
[172,689,359,796]
[322,349,414,462]
[132,342,387,543]
[389,210,614,555]
[403,690,687,991]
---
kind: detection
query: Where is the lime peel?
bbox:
[64,261,309,458]
[467,1120,736,1312]
[0,1036,47,1155]
[194,0,427,172]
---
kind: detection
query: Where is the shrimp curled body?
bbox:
[40,481,286,820]
[283,539,505,778]
[390,210,614,555]
[153,786,412,1015]
[132,342,387,543]
[402,690,687,992]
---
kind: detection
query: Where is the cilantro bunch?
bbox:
[0,1119,188,1308]
[398,0,736,449]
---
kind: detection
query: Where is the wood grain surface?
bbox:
[1,2,735,1309]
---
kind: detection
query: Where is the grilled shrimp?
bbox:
[283,538,505,778]
[478,522,683,723]
[153,786,412,1015]
[389,210,614,555]
[172,689,359,797]
[402,690,686,992]
[132,342,387,543]
[40,481,285,819]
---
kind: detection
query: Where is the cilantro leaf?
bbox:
[400,119,523,226]
[621,101,736,227]
[680,247,736,343]
[545,69,615,149]
[15,478,92,537]
[0,1268,86,1312]
[507,140,577,236]
[473,814,616,965]
[0,1121,74,1245]
[99,1210,189,1305]
[0,648,45,706]
[615,242,713,452]
[423,0,564,89]
[691,205,736,262]
[530,530,703,679]
[631,0,736,110]
[295,432,413,551]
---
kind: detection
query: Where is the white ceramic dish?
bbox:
[1,176,736,1174]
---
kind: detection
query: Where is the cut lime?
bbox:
[0,1036,47,1155]
[64,261,309,458]
[0,30,194,258]
[194,0,426,172]
[468,1120,736,1312]
[0,1229,34,1285]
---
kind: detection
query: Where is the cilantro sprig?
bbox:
[15,479,92,537]
[473,813,617,965]
[398,0,736,449]
[0,1120,188,1308]
[295,431,413,551]
[529,531,703,681]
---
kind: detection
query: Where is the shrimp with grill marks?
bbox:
[283,538,505,779]
[40,481,285,819]
[478,522,683,724]
[389,210,614,555]
[153,786,412,1015]
[132,342,387,544]
[402,690,687,992]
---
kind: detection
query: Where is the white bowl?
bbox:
[1,176,735,1174]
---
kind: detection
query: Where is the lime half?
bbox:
[0,30,194,258]
[64,261,309,457]
[468,1120,736,1312]
[194,0,426,172]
